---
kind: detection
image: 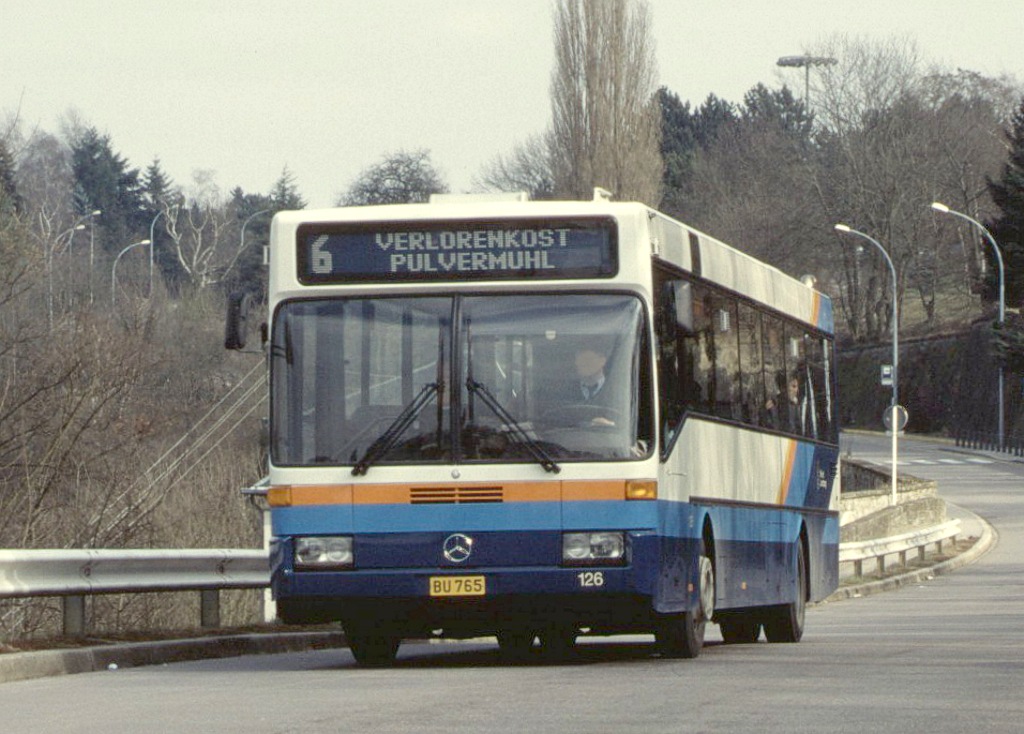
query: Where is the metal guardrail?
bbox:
[0,521,963,638]
[0,549,269,636]
[955,430,1024,456]
[838,519,962,578]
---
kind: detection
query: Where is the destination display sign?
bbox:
[296,218,617,283]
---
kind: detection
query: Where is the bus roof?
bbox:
[269,197,832,333]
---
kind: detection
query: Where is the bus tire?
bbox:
[497,630,536,662]
[656,547,713,659]
[346,624,401,667]
[718,613,761,644]
[763,541,807,643]
[539,626,577,660]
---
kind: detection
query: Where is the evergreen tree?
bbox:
[657,87,696,216]
[71,127,147,252]
[986,96,1024,308]
[225,187,275,298]
[270,166,306,210]
[657,90,738,219]
[142,157,174,208]
[740,84,813,140]
[142,158,178,292]
[692,93,738,149]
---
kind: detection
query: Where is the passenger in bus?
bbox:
[766,371,806,435]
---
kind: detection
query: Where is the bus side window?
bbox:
[803,333,833,441]
[655,277,685,439]
[655,274,708,444]
[738,304,766,427]
[710,293,738,421]
[689,289,713,413]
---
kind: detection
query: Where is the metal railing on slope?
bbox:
[838,519,962,578]
[2,518,965,639]
[0,548,269,636]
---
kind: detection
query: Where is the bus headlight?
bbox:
[294,536,354,570]
[562,532,626,565]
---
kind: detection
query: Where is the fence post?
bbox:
[200,589,220,628]
[63,595,86,637]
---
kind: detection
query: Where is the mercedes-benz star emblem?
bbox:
[443,533,474,563]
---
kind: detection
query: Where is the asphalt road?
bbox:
[1,435,1021,733]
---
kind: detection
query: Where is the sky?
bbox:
[2,0,1023,209]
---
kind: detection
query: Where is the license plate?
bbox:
[429,575,486,597]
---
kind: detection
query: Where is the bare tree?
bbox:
[160,172,247,291]
[549,0,661,203]
[339,149,447,206]
[808,34,994,339]
[475,133,555,200]
[917,69,1020,298]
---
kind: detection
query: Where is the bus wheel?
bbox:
[539,626,577,660]
[718,613,761,644]
[656,552,713,659]
[763,542,807,643]
[346,624,401,667]
[497,630,536,662]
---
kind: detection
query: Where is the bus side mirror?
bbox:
[225,291,253,350]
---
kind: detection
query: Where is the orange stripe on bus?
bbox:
[268,485,353,506]
[777,441,798,505]
[561,480,630,501]
[267,480,643,506]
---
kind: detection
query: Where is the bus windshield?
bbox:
[270,293,652,468]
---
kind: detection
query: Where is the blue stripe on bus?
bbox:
[785,441,816,507]
[271,489,835,552]
[787,442,840,512]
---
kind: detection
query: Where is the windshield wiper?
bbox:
[351,381,442,476]
[465,378,560,474]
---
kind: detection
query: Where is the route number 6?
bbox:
[311,235,333,274]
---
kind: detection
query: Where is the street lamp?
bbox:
[147,206,178,299]
[241,208,271,265]
[68,210,101,259]
[777,54,837,108]
[86,209,102,303]
[835,223,901,505]
[931,201,1006,448]
[241,208,271,247]
[48,224,86,327]
[111,239,152,305]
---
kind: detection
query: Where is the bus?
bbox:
[228,190,840,666]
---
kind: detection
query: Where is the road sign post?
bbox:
[882,405,908,506]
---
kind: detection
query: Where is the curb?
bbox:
[824,502,996,602]
[0,631,347,685]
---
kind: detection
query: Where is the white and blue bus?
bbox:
[232,191,840,665]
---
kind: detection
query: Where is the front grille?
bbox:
[409,486,504,504]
